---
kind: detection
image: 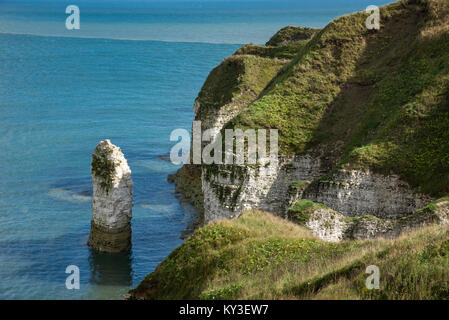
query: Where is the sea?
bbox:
[0,0,391,299]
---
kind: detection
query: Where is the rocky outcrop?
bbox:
[88,140,133,253]
[168,164,204,219]
[202,154,327,222]
[171,50,287,214]
[301,169,433,219]
[202,152,433,224]
[202,155,436,238]
[288,198,449,242]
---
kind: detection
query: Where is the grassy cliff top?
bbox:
[195,55,286,115]
[130,210,449,300]
[194,26,319,121]
[265,26,320,46]
[222,0,449,196]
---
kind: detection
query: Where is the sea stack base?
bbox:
[88,221,132,253]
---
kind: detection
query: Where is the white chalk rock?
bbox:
[88,139,133,252]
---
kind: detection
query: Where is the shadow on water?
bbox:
[0,229,133,289]
[88,249,133,287]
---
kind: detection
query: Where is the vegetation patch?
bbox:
[266,26,320,46]
[234,41,308,60]
[91,145,115,193]
[289,180,311,195]
[195,55,286,119]
[199,282,244,300]
[287,200,329,225]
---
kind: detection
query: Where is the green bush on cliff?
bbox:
[287,199,326,224]
[91,145,115,193]
[234,41,309,60]
[233,26,319,60]
[266,26,320,46]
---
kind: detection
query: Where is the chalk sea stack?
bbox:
[88,139,133,253]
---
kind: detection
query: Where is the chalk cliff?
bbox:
[173,0,449,241]
[88,140,134,253]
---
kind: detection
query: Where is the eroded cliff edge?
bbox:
[172,0,449,240]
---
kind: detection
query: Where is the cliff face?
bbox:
[288,197,449,242]
[203,157,434,222]
[171,27,308,217]
[202,155,325,222]
[175,0,449,240]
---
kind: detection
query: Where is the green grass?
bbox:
[265,26,320,46]
[233,26,319,62]
[287,199,329,225]
[195,55,286,119]
[129,210,449,300]
[234,42,308,60]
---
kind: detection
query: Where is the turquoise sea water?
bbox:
[0,0,392,299]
